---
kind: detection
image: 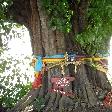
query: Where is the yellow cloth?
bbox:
[42,58,65,63]
[34,72,40,78]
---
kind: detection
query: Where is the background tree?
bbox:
[0,0,112,111]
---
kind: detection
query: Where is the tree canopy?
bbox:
[41,0,112,55]
[0,0,112,55]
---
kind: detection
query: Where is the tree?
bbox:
[0,0,112,111]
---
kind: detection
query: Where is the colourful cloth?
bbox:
[45,54,64,58]
[32,73,42,89]
[34,56,43,72]
[103,91,112,108]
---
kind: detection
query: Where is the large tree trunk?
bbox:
[7,0,111,112]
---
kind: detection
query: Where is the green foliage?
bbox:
[41,0,112,55]
[0,54,32,107]
[0,43,32,108]
[0,0,13,31]
[1,0,111,56]
[42,0,72,32]
[75,0,112,55]
[0,0,22,43]
[0,45,9,72]
[0,59,7,73]
[0,0,32,109]
[0,0,12,20]
[0,83,31,107]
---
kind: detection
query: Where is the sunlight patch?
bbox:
[107,36,112,85]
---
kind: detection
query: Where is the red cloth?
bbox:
[103,92,112,108]
[32,74,42,89]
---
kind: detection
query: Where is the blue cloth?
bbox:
[45,54,64,58]
[35,56,43,72]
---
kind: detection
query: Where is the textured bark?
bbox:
[69,0,89,34]
[7,0,112,112]
[67,0,89,54]
[78,64,97,106]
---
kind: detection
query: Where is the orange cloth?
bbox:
[32,73,42,89]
